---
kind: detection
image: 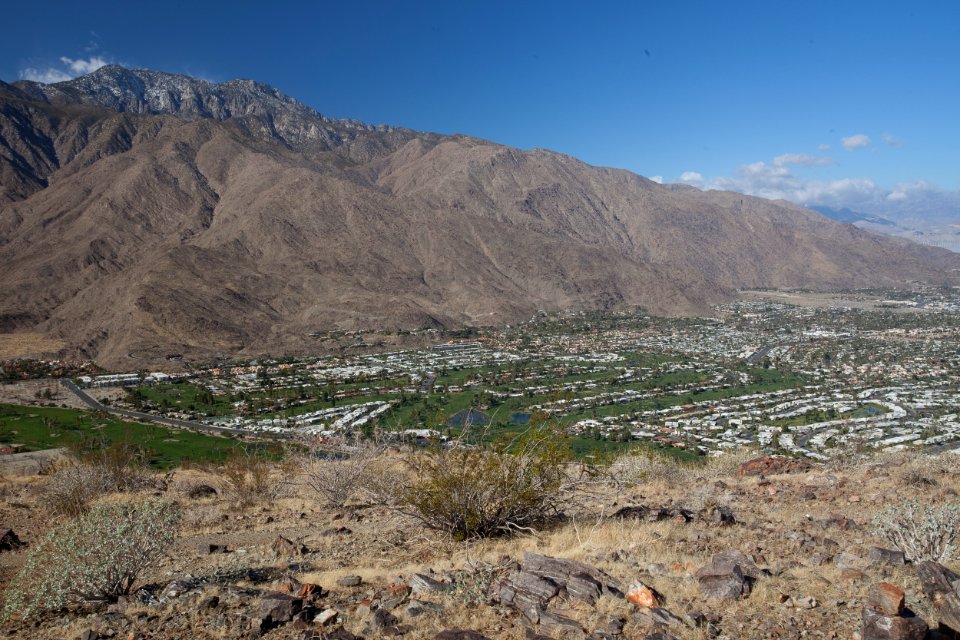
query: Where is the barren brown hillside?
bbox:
[1,67,957,366]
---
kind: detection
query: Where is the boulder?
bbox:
[336,575,362,587]
[696,564,750,601]
[409,572,454,594]
[868,583,905,616]
[498,571,560,622]
[695,550,761,601]
[522,552,623,599]
[868,547,906,567]
[371,607,399,630]
[258,593,303,625]
[862,607,927,640]
[538,609,584,631]
[916,561,960,634]
[497,553,623,625]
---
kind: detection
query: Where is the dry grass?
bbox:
[2,445,958,639]
[0,333,65,360]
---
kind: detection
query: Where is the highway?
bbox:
[58,378,285,440]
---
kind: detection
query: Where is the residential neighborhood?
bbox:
[86,286,960,460]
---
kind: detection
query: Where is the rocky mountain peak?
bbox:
[5,66,418,160]
[13,65,321,123]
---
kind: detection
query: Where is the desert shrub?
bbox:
[299,441,382,508]
[873,499,960,562]
[46,462,115,516]
[46,437,152,516]
[394,429,569,540]
[605,449,690,486]
[2,499,181,620]
[220,448,284,507]
[68,432,150,492]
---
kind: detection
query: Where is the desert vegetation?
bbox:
[0,434,958,639]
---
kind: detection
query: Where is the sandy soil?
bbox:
[0,334,65,360]
[0,380,87,409]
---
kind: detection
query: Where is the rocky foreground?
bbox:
[1,451,959,639]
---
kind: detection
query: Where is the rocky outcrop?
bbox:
[695,550,764,601]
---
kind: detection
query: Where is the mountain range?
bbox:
[1,65,958,366]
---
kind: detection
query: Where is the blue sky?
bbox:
[3,0,959,218]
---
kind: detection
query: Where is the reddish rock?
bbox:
[862,607,927,640]
[868,583,905,616]
[736,455,811,478]
[298,583,322,601]
[626,581,659,607]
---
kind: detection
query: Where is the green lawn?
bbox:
[0,403,239,468]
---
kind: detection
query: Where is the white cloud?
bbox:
[773,153,835,167]
[18,54,110,85]
[700,153,883,209]
[60,56,108,75]
[679,171,704,186]
[887,180,934,202]
[649,175,663,184]
[693,154,959,228]
[818,143,831,152]
[841,134,871,150]
[19,67,73,83]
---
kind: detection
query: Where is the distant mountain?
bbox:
[808,205,898,227]
[809,204,960,252]
[1,66,958,366]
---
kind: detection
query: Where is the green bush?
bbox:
[2,499,181,620]
[395,429,569,540]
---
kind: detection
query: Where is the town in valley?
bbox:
[11,286,959,464]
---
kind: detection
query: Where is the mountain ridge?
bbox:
[1,67,957,366]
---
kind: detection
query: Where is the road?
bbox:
[58,378,285,440]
